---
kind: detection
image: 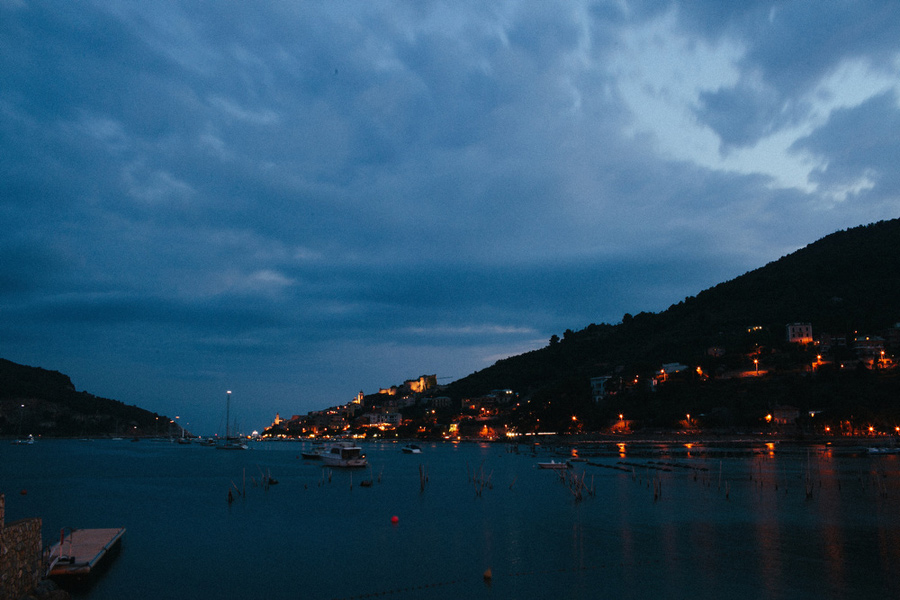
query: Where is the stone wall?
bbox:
[0,494,43,600]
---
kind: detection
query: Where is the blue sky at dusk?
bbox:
[2,1,899,434]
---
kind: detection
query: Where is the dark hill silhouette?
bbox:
[443,219,900,406]
[0,358,171,437]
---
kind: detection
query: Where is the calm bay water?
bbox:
[2,438,899,599]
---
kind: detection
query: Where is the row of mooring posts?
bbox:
[466,460,493,497]
[553,467,595,501]
[627,453,896,505]
[227,465,278,503]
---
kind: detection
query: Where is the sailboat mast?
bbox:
[225,390,232,439]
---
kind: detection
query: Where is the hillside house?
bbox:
[853,335,886,366]
[428,396,452,408]
[787,323,813,344]
[773,405,800,425]
[590,376,611,402]
[885,323,900,350]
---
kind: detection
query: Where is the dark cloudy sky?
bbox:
[2,1,899,434]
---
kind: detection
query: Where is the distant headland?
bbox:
[0,358,177,439]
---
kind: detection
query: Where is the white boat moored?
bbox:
[320,442,367,467]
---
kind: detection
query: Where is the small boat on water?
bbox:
[218,438,248,450]
[12,434,35,445]
[216,390,247,450]
[301,443,325,460]
[868,447,900,454]
[176,426,191,444]
[301,451,322,459]
[401,444,422,454]
[320,442,367,468]
[537,459,570,470]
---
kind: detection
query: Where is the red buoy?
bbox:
[391,515,399,524]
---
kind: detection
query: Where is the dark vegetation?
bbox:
[0,358,171,438]
[439,219,900,433]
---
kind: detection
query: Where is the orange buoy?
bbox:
[391,515,399,524]
[20,489,27,495]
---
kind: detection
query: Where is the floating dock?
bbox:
[46,527,125,583]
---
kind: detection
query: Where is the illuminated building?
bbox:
[787,323,813,344]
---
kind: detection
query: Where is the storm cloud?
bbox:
[2,1,898,432]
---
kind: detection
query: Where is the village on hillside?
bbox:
[261,321,900,442]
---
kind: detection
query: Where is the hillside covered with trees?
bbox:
[438,219,900,433]
[0,358,173,438]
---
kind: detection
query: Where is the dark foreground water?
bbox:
[2,438,899,599]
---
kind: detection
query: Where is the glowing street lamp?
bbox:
[754,359,759,375]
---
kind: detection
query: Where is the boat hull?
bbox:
[537,461,570,470]
[321,456,368,468]
[320,443,368,468]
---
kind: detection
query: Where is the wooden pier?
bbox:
[46,527,125,583]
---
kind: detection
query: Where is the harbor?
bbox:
[3,437,900,599]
